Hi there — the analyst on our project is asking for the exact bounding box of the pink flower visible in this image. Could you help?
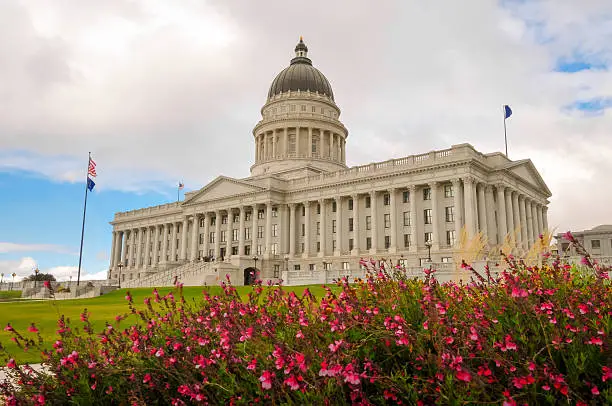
[6,359,16,369]
[125,292,132,302]
[328,340,343,353]
[603,366,612,382]
[591,386,600,395]
[143,373,152,383]
[28,323,39,333]
[247,358,257,371]
[4,323,14,332]
[43,280,51,289]
[283,375,300,390]
[259,370,273,390]
[456,370,472,382]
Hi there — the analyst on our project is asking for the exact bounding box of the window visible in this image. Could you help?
[424,209,433,224]
[302,206,305,216]
[231,246,238,255]
[444,184,454,198]
[312,106,316,112]
[257,226,264,238]
[447,230,456,246]
[233,214,239,223]
[256,209,266,219]
[294,264,301,271]
[317,222,321,235]
[198,250,203,260]
[366,216,371,230]
[332,220,337,233]
[300,242,305,253]
[384,236,391,249]
[209,232,215,243]
[425,232,432,243]
[404,234,411,248]
[332,201,337,212]
[220,231,227,243]
[245,212,252,221]
[281,106,286,113]
[384,214,391,228]
[348,218,354,231]
[257,245,263,255]
[332,240,337,251]
[272,207,278,217]
[222,215,228,224]
[290,105,296,111]
[324,262,332,271]
[403,211,411,226]
[271,243,278,255]
[441,257,452,263]
[403,191,410,203]
[342,262,350,270]
[591,240,601,249]
[245,227,252,240]
[383,193,390,206]
[317,204,321,214]
[317,242,321,252]
[365,196,371,208]
[349,238,354,251]
[321,107,324,113]
[309,264,316,271]
[232,229,239,241]
[199,233,204,244]
[199,218,205,227]
[301,105,306,111]
[348,199,354,210]
[271,224,278,237]
[208,249,214,258]
[245,245,251,255]
[301,223,305,236]
[366,237,372,250]
[211,217,216,226]
[423,188,431,200]
[274,265,280,278]
[445,206,454,222]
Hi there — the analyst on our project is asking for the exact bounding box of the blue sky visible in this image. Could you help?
[1,0,612,280]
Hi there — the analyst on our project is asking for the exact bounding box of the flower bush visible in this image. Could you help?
[1,243,610,404]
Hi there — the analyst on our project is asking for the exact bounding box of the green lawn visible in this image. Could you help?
[0,291,22,301]
[0,285,331,364]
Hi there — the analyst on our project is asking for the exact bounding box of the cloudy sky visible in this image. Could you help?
[1,0,611,281]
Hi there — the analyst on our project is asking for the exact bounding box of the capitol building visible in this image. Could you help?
[109,39,551,287]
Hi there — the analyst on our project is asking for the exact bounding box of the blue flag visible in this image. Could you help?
[87,177,96,191]
[504,105,512,119]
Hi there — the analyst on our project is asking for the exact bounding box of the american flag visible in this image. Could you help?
[88,157,97,178]
[178,182,184,190]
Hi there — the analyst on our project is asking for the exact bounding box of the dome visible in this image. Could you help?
[267,38,334,101]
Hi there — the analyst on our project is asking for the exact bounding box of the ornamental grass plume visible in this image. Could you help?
[0,250,610,405]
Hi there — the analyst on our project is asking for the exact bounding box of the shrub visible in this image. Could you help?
[1,246,610,405]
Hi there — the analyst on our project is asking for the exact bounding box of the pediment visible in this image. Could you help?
[505,160,551,197]
[184,176,266,204]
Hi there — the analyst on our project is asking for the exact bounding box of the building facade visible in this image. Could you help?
[108,39,552,287]
[555,225,612,265]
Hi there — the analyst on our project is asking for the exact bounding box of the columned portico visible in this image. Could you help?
[497,185,507,241]
[463,178,475,238]
[484,185,496,245]
[180,217,189,260]
[452,180,463,246]
[512,192,521,247]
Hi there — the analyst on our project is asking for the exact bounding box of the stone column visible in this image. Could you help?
[532,203,539,243]
[265,203,273,257]
[542,206,548,233]
[170,223,177,262]
[180,217,189,260]
[452,180,463,246]
[152,226,160,266]
[289,204,296,256]
[477,183,488,239]
[295,127,300,156]
[284,128,289,156]
[430,182,439,250]
[519,197,528,250]
[226,209,233,259]
[109,231,117,268]
[272,131,277,158]
[252,205,258,254]
[409,185,417,253]
[496,185,507,242]
[120,231,128,266]
[351,194,360,255]
[202,213,210,257]
[536,204,544,238]
[505,189,514,240]
[319,198,326,257]
[463,178,476,238]
[129,229,137,268]
[308,127,313,157]
[335,196,343,255]
[143,227,152,270]
[114,231,122,268]
[161,224,169,263]
[214,210,221,259]
[370,191,378,253]
[303,201,311,257]
[190,214,199,261]
[525,199,533,248]
[512,192,521,246]
[388,189,397,252]
[238,207,246,256]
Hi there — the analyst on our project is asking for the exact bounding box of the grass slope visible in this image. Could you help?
[0,285,330,364]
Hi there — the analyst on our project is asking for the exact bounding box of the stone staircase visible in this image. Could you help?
[122,261,219,289]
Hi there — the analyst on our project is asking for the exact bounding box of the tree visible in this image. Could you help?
[23,273,56,282]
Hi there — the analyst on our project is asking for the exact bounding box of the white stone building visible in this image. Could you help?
[108,39,551,287]
[555,225,612,266]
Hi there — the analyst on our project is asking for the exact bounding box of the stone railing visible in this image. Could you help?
[121,260,220,289]
[115,201,182,220]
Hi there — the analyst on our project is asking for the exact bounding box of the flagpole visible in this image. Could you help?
[76,152,91,286]
[503,106,508,158]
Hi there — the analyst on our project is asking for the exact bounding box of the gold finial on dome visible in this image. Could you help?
[300,35,303,41]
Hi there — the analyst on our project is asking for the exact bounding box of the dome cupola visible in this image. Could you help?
[268,37,334,101]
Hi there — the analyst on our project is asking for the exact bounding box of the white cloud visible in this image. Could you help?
[0,0,611,233]
[0,242,74,255]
